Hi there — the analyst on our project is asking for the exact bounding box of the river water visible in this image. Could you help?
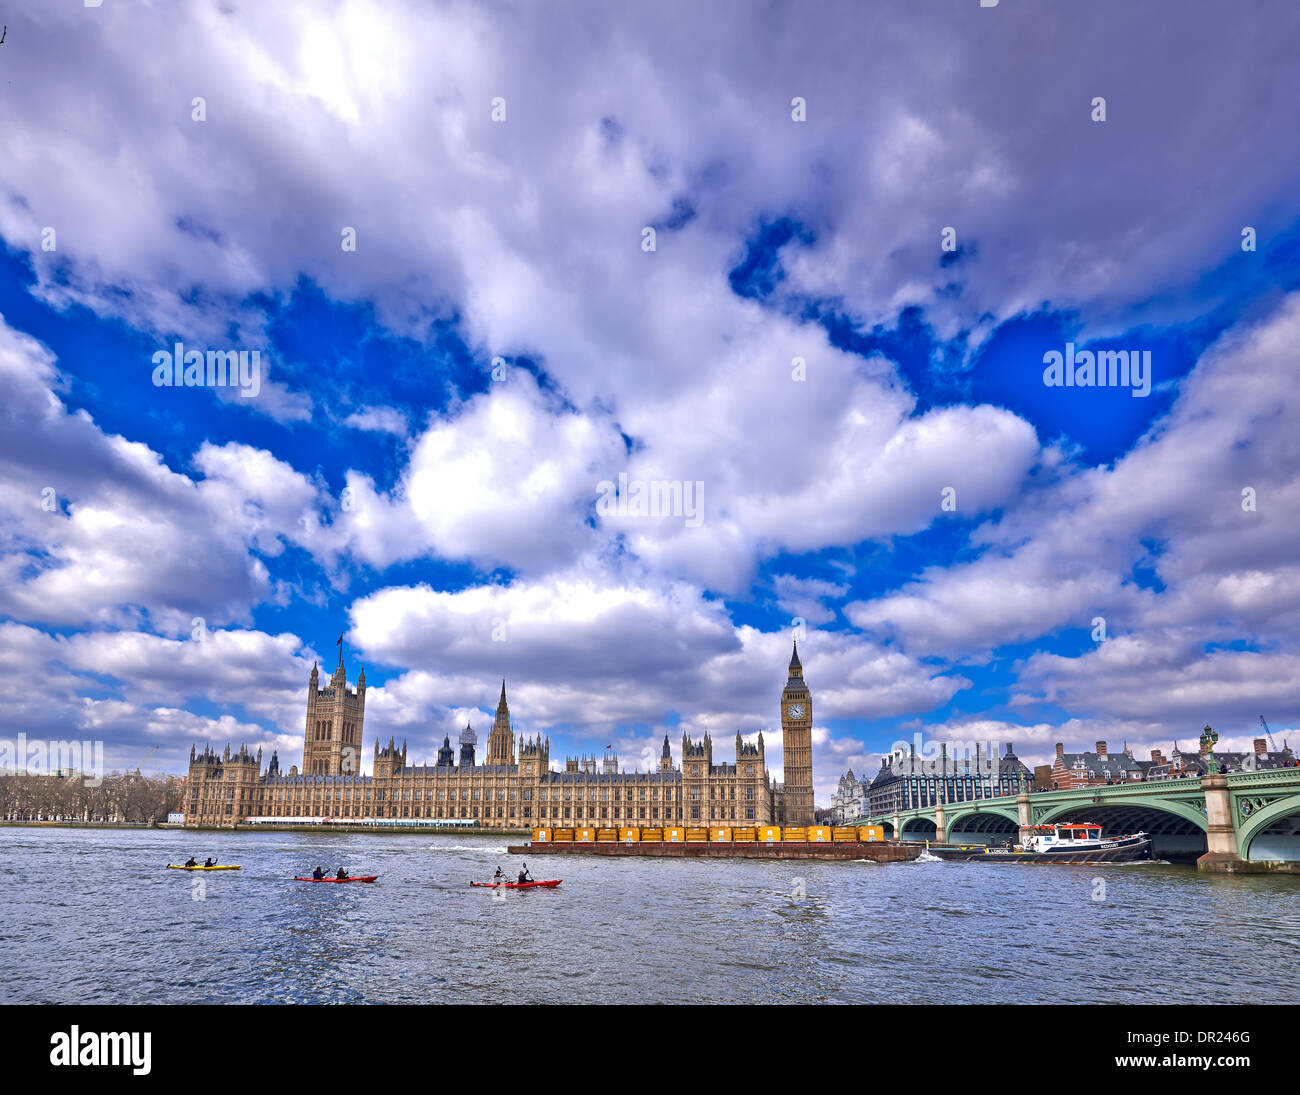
[3,827,1296,1005]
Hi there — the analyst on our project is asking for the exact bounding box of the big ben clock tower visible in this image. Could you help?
[781,640,814,826]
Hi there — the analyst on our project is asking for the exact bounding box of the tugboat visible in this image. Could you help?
[931,822,1151,863]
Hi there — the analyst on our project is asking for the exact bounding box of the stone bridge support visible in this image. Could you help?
[1198,773,1245,872]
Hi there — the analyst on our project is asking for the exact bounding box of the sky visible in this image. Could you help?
[0,0,1298,805]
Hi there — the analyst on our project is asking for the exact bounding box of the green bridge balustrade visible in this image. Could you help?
[869,767,1300,873]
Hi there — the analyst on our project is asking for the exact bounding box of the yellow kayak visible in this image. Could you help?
[167,864,241,870]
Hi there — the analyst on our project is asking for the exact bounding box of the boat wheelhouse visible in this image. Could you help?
[1023,822,1107,853]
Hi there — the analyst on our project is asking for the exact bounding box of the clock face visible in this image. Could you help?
[787,703,805,719]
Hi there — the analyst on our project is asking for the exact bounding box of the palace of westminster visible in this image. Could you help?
[183,643,817,829]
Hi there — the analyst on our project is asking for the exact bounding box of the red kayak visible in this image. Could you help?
[294,876,379,883]
[470,879,561,889]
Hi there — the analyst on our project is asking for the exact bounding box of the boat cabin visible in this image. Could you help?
[1023,822,1105,852]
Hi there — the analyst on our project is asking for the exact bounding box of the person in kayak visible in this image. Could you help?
[204,858,216,867]
[336,868,349,880]
[312,866,324,880]
[492,866,505,885]
[517,864,533,884]
[184,857,198,867]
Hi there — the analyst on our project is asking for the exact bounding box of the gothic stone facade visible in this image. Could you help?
[183,648,812,829]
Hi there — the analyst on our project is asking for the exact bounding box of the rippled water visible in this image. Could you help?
[2,827,1296,1004]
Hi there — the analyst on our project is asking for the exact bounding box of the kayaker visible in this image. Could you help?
[336,867,349,880]
[492,867,505,884]
[204,858,216,867]
[517,864,533,884]
[312,866,324,880]
[184,857,197,867]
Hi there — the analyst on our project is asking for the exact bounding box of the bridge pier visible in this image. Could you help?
[1016,792,1032,845]
[1198,773,1246,873]
[934,800,946,844]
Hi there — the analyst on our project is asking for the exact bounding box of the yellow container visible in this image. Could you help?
[664,827,685,842]
[640,828,663,842]
[685,827,709,842]
[857,824,884,842]
[618,827,640,843]
[575,827,596,842]
[551,828,575,843]
[758,826,782,843]
[596,827,618,842]
[807,825,832,842]
[831,826,859,843]
[782,826,808,842]
[709,827,733,842]
[732,826,757,842]
[532,827,552,843]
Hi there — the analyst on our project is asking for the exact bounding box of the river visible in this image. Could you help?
[2,827,1295,1005]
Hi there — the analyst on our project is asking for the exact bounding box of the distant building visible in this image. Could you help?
[1144,737,1296,780]
[830,769,871,823]
[867,742,1031,817]
[1049,741,1145,789]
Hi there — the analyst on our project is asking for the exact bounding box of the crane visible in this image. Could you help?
[1259,716,1278,753]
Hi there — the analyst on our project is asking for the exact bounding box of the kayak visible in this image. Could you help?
[168,865,241,870]
[470,879,561,889]
[294,876,379,883]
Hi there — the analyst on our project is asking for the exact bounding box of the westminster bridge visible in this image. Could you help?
[869,767,1300,872]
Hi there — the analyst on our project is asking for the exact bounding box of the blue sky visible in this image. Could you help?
[1,1,1298,803]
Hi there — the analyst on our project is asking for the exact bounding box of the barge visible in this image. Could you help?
[508,824,923,862]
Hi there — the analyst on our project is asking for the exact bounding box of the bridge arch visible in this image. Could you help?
[899,815,937,840]
[946,808,1019,843]
[1038,797,1207,861]
[1237,793,1300,861]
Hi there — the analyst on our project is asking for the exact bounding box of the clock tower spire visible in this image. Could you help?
[780,640,814,825]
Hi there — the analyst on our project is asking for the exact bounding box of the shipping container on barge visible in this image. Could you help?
[507,824,923,862]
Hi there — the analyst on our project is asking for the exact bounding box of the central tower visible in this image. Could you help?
[780,640,814,825]
[487,680,516,766]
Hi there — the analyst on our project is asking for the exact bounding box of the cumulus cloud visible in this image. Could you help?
[848,293,1300,658]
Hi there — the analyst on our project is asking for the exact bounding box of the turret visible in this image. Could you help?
[459,722,477,768]
[437,735,456,768]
